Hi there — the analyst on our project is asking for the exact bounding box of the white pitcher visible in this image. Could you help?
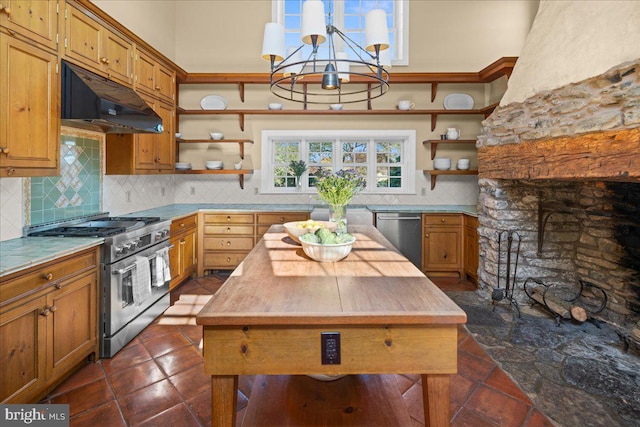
[446,128,460,140]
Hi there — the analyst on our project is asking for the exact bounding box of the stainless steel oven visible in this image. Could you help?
[28,213,172,358]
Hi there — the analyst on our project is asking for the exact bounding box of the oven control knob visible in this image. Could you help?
[115,246,125,255]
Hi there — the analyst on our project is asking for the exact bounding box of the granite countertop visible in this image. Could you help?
[0,204,477,277]
[0,237,103,278]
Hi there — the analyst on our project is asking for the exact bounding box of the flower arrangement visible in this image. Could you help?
[315,169,366,206]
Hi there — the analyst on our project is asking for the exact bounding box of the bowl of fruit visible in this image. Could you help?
[283,220,337,244]
[299,228,355,262]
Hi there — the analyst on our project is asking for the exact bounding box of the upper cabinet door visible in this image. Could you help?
[64,3,102,72]
[0,33,59,177]
[102,28,133,86]
[0,0,59,51]
[134,48,156,96]
[155,63,175,104]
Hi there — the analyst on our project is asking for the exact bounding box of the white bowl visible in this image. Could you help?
[283,221,337,244]
[300,237,355,262]
[433,157,452,170]
[175,132,182,138]
[205,160,223,169]
[210,132,224,140]
[268,103,283,110]
[329,104,343,110]
[175,162,191,170]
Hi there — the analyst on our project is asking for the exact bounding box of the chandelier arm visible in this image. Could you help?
[332,27,378,62]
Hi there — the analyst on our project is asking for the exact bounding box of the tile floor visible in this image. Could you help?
[42,274,555,426]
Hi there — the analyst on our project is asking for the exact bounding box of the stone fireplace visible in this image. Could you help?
[476,55,640,339]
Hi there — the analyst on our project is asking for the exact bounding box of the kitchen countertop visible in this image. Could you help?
[0,204,476,277]
[0,237,104,278]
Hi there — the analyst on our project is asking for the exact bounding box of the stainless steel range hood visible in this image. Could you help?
[61,60,163,134]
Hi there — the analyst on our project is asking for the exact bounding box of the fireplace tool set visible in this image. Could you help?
[492,230,522,317]
[524,277,608,326]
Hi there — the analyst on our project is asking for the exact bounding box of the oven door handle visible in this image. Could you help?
[113,244,174,275]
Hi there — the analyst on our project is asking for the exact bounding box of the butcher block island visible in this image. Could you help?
[196,225,467,426]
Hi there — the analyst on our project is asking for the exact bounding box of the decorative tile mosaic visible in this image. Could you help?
[30,135,102,225]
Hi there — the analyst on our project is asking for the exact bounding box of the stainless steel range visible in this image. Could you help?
[28,213,172,357]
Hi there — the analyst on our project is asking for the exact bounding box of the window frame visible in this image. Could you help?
[272,0,409,66]
[261,129,416,194]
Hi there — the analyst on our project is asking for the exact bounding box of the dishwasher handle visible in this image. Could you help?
[376,215,421,221]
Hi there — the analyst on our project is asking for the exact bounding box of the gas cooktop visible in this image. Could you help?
[27,215,162,238]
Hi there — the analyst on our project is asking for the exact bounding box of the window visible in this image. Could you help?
[261,130,416,194]
[273,0,409,66]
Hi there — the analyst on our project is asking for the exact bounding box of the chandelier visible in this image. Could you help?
[261,0,391,105]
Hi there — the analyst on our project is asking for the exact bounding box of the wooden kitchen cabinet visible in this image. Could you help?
[0,247,99,403]
[422,213,463,277]
[105,94,175,174]
[135,47,175,104]
[199,212,255,274]
[169,214,197,290]
[463,214,479,283]
[0,33,59,177]
[0,0,59,52]
[63,3,133,87]
[256,212,309,240]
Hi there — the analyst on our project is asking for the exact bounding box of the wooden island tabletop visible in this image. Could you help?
[196,225,467,326]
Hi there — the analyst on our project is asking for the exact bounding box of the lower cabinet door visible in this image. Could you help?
[0,295,48,403]
[49,271,98,379]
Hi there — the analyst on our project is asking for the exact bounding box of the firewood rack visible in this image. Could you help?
[524,278,607,326]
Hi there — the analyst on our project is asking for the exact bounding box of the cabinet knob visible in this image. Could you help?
[40,308,50,317]
[100,57,110,65]
[424,233,429,238]
[440,218,445,223]
[42,273,53,281]
[226,241,231,247]
[49,305,57,312]
[0,146,10,154]
[227,227,231,232]
[179,222,185,227]
[226,257,231,262]
[279,217,285,222]
[0,6,11,15]
[155,86,161,90]
[226,216,231,221]
[7,168,15,176]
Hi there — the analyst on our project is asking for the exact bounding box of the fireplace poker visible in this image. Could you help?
[492,230,522,316]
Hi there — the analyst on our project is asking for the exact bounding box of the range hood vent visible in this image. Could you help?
[61,60,163,134]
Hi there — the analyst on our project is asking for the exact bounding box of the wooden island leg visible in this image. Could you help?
[422,374,451,427]
[211,375,238,427]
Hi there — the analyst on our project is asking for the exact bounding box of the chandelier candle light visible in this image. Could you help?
[315,169,366,234]
[261,0,391,105]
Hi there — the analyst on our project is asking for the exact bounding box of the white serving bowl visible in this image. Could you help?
[210,132,224,140]
[283,220,337,244]
[300,236,355,262]
[329,104,343,110]
[175,132,182,138]
[175,162,191,170]
[205,160,223,169]
[268,103,283,110]
[433,157,452,170]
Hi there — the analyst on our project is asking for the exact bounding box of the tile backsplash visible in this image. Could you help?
[30,135,102,225]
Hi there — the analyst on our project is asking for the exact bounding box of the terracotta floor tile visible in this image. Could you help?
[457,350,497,383]
[484,366,531,403]
[395,373,417,394]
[155,344,203,377]
[186,389,212,426]
[524,408,556,427]
[101,342,152,375]
[459,334,495,362]
[69,401,125,427]
[135,402,201,427]
[451,407,497,427]
[401,382,426,423]
[50,361,105,396]
[465,384,532,426]
[142,330,191,358]
[136,321,175,342]
[450,373,478,413]
[109,359,166,398]
[176,324,203,345]
[51,378,115,418]
[168,363,209,401]
[118,379,182,425]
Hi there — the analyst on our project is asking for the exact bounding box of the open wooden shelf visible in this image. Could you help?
[173,169,254,189]
[423,169,478,190]
[177,105,497,131]
[176,138,253,159]
[424,139,478,160]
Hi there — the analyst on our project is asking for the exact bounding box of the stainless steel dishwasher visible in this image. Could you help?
[374,212,422,269]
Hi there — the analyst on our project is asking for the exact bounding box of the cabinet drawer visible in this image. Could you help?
[203,224,254,236]
[464,214,479,228]
[203,252,249,269]
[171,214,197,234]
[0,250,98,306]
[204,237,254,251]
[256,212,309,225]
[203,214,254,224]
[423,214,462,226]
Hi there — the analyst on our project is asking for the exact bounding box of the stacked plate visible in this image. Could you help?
[205,160,223,170]
[175,162,191,170]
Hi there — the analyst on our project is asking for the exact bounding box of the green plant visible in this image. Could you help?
[289,160,307,178]
[315,169,366,206]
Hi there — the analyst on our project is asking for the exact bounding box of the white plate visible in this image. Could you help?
[444,93,474,110]
[200,95,228,110]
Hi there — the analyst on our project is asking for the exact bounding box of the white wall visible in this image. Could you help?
[502,0,640,105]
